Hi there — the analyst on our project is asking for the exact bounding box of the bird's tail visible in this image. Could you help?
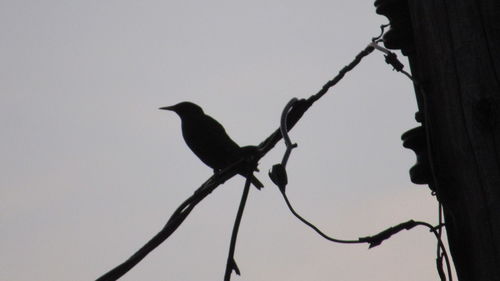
[238,146,263,189]
[249,174,264,189]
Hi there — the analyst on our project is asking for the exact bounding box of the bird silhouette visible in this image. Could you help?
[160,101,263,189]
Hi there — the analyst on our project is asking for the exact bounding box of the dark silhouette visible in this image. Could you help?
[160,101,263,189]
[98,45,420,281]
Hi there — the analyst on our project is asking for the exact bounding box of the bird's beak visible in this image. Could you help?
[159,105,175,111]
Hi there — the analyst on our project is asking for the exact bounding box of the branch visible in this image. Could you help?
[279,189,452,281]
[280,188,361,244]
[414,221,453,281]
[95,160,251,281]
[258,44,375,155]
[269,98,299,191]
[224,175,252,281]
[279,98,299,167]
[96,42,377,281]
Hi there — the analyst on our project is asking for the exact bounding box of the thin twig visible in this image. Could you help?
[224,175,252,281]
[415,221,453,281]
[280,98,299,167]
[309,44,375,103]
[371,23,390,42]
[268,98,300,190]
[281,189,452,281]
[280,186,418,245]
[436,203,445,281]
[280,189,361,244]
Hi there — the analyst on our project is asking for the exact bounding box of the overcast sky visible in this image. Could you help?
[1,1,451,281]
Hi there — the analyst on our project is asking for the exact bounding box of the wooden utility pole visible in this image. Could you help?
[376,0,500,280]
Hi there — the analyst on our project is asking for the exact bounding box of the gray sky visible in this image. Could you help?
[1,1,449,280]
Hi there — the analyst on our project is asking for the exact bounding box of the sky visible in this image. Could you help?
[1,1,452,281]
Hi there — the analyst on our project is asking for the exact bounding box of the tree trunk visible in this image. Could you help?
[403,1,500,280]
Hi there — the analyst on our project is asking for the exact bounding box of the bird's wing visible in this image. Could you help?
[182,114,241,169]
[201,114,241,154]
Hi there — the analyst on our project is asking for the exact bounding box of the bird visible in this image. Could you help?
[160,101,263,189]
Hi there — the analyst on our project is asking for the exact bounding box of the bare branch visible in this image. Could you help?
[224,174,252,281]
[96,42,383,281]
[95,160,251,281]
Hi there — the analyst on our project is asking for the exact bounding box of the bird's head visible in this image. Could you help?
[160,101,204,117]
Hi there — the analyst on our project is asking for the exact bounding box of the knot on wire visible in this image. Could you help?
[269,164,288,192]
[358,220,418,248]
[384,52,404,72]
